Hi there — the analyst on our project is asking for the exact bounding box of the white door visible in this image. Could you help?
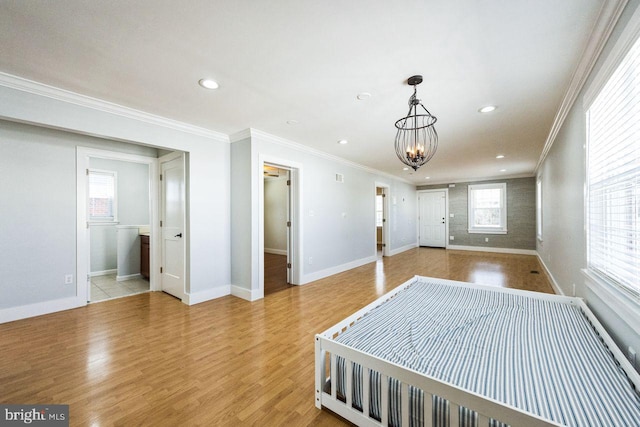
[419,191,446,247]
[161,154,185,300]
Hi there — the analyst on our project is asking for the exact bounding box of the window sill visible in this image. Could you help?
[581,268,640,332]
[88,221,120,226]
[468,229,507,235]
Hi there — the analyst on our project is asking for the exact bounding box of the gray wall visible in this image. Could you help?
[537,0,640,371]
[264,177,288,253]
[418,177,536,250]
[89,158,150,273]
[0,120,157,309]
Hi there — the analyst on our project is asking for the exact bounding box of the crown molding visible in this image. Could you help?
[233,128,415,186]
[535,0,628,172]
[0,72,229,143]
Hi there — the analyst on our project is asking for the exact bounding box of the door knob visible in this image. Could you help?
[175,233,182,238]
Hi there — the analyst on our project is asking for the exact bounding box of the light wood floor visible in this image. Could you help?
[264,253,291,295]
[0,248,553,426]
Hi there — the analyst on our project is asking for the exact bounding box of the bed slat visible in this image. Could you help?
[346,357,353,408]
[424,392,433,427]
[363,367,370,418]
[381,374,389,426]
[478,414,490,427]
[330,353,337,400]
[450,402,459,427]
[401,382,409,427]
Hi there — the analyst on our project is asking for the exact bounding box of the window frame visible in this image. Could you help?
[584,29,640,301]
[467,182,507,234]
[536,176,543,241]
[88,168,118,224]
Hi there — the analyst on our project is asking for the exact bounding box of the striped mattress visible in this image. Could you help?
[333,277,640,426]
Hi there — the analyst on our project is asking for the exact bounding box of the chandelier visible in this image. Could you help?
[394,75,438,171]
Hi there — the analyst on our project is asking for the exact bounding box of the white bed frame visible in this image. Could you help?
[315,276,640,427]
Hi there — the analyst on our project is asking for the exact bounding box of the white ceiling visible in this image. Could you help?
[0,0,605,184]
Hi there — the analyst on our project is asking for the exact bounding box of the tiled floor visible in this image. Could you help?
[90,273,150,302]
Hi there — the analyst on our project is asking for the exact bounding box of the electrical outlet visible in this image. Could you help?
[449,213,454,218]
[629,347,637,367]
[449,236,454,241]
[308,257,313,265]
[64,274,73,285]
[484,237,489,242]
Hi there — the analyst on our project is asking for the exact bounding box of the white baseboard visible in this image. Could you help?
[264,248,287,256]
[536,253,564,295]
[184,285,231,305]
[231,285,263,301]
[301,255,377,284]
[0,296,86,324]
[116,273,142,282]
[447,245,537,256]
[90,269,116,277]
[389,243,418,256]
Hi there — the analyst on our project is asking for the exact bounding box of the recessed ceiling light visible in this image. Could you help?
[338,139,348,145]
[496,154,505,159]
[198,78,219,89]
[286,119,299,125]
[479,105,496,113]
[425,177,430,180]
[403,167,409,171]
[357,92,371,100]
[500,169,507,172]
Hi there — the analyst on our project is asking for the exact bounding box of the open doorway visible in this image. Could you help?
[77,147,158,304]
[375,184,390,258]
[263,164,292,295]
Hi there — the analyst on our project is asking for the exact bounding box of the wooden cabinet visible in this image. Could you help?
[140,234,150,279]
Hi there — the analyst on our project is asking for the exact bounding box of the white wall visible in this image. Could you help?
[229,130,417,297]
[537,0,640,370]
[0,121,157,309]
[0,77,231,320]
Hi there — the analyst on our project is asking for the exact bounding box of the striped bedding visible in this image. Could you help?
[333,278,640,426]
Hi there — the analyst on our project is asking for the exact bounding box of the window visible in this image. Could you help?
[536,177,543,241]
[586,33,640,300]
[468,183,507,234]
[375,195,384,227]
[88,169,117,222]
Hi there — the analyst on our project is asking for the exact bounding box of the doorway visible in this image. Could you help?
[77,147,159,303]
[418,189,448,248]
[263,164,292,295]
[375,183,390,257]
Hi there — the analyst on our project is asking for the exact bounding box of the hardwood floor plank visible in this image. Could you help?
[0,248,552,426]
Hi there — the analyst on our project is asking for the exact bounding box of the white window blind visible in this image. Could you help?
[89,170,117,221]
[586,34,640,299]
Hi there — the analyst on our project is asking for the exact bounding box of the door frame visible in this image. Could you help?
[258,155,302,298]
[417,188,449,249]
[76,147,159,303]
[374,183,391,257]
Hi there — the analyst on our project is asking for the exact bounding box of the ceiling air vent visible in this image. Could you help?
[335,173,344,183]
